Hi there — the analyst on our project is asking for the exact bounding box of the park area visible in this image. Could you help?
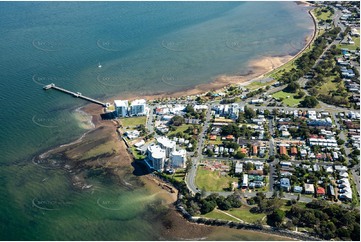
[120,116,146,129]
[272,90,304,107]
[195,160,238,192]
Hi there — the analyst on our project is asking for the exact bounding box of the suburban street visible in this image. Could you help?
[185,103,212,194]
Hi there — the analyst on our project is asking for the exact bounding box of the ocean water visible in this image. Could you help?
[0,1,313,240]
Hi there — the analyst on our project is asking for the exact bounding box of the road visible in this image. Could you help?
[146,105,155,134]
[185,103,212,195]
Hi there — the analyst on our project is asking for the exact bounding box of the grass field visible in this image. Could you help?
[163,169,186,182]
[167,124,194,136]
[314,8,333,21]
[337,37,360,51]
[207,136,223,145]
[203,209,240,222]
[245,80,275,91]
[227,207,266,224]
[173,169,186,182]
[120,116,146,128]
[272,91,303,107]
[350,176,360,207]
[195,167,238,192]
[317,76,339,95]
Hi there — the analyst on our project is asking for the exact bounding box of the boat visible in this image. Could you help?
[98,62,102,68]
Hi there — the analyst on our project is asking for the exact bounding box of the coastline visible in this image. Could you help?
[35,5,318,241]
[83,6,316,109]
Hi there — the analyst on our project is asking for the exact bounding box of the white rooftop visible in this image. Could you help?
[131,99,146,106]
[114,100,128,107]
[157,136,176,149]
[171,149,186,156]
[148,144,165,159]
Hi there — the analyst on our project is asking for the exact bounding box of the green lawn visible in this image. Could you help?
[120,116,146,128]
[245,80,275,91]
[350,176,360,207]
[337,37,360,51]
[195,167,238,192]
[130,146,146,160]
[203,209,240,222]
[272,91,304,107]
[313,8,333,21]
[227,207,266,224]
[317,76,339,95]
[167,124,193,136]
[173,169,186,182]
[207,136,223,145]
[267,60,297,80]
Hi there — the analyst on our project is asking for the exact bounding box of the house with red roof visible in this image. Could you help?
[252,145,258,155]
[226,135,234,140]
[290,147,298,156]
[316,187,326,196]
[279,146,287,155]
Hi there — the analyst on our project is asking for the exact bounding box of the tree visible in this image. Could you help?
[285,81,300,93]
[267,209,285,227]
[244,106,256,119]
[337,139,345,145]
[226,194,242,208]
[235,151,246,159]
[300,96,319,108]
[185,104,195,114]
[200,200,216,214]
[170,115,185,126]
[297,90,305,98]
[244,162,254,171]
[217,199,232,210]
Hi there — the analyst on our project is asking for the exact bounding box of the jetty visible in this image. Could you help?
[43,83,107,107]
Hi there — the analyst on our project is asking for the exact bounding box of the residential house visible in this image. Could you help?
[280,178,291,192]
[290,147,298,156]
[316,187,326,197]
[293,186,303,193]
[304,183,315,194]
[235,162,243,174]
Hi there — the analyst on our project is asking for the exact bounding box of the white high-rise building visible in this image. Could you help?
[157,136,176,158]
[147,144,166,171]
[170,149,187,168]
[114,100,128,117]
[130,99,147,116]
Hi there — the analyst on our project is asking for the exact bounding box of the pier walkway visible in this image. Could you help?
[43,83,107,107]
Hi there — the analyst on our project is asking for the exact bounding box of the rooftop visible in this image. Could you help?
[114,100,129,107]
[131,99,146,106]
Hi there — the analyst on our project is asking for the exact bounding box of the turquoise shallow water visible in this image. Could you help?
[0,1,313,240]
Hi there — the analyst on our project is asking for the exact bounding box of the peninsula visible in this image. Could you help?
[37,1,360,241]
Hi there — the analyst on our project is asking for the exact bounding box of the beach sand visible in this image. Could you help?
[82,53,295,117]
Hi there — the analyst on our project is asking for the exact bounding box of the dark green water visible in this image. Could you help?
[0,1,313,240]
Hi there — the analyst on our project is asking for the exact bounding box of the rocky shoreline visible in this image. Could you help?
[175,202,321,241]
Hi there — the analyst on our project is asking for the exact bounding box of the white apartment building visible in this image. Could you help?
[130,99,147,116]
[170,149,187,168]
[147,144,166,171]
[114,100,129,117]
